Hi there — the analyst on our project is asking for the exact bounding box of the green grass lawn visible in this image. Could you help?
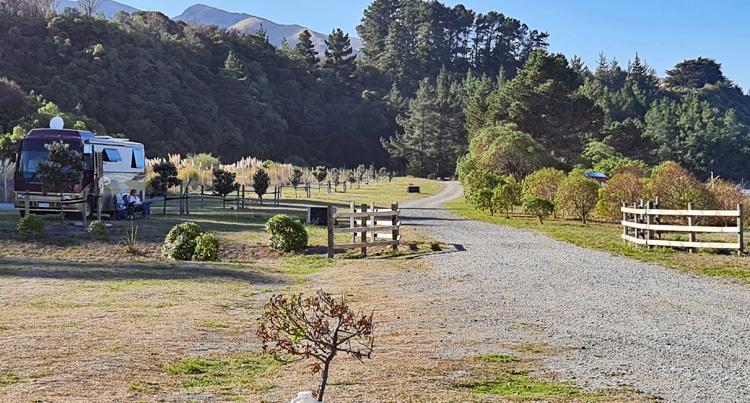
[446,196,750,282]
[278,177,444,208]
[0,177,444,263]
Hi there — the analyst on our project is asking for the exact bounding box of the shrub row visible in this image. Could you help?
[462,160,748,224]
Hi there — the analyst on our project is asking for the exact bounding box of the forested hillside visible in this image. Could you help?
[0,8,391,166]
[2,0,750,181]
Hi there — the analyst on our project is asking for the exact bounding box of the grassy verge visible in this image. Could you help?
[446,196,750,282]
[281,177,444,207]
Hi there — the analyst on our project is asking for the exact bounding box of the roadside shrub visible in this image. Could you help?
[192,232,220,262]
[555,171,600,224]
[163,222,204,261]
[646,161,711,209]
[706,179,749,225]
[522,196,554,224]
[87,220,108,241]
[522,167,565,217]
[492,179,521,218]
[595,171,646,222]
[266,214,308,252]
[473,187,496,215]
[17,214,44,239]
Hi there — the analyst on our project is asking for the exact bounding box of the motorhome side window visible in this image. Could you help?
[131,149,144,169]
[102,148,122,162]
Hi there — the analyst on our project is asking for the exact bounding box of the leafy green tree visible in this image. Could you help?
[324,28,356,78]
[294,30,320,70]
[521,167,566,216]
[468,124,550,180]
[555,171,600,224]
[37,141,84,222]
[522,196,554,224]
[646,161,712,209]
[253,168,271,205]
[474,187,496,215]
[213,168,239,208]
[595,171,645,221]
[492,179,521,218]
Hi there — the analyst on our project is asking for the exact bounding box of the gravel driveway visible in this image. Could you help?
[400,181,750,402]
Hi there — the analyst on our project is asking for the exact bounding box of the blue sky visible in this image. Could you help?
[124,0,750,91]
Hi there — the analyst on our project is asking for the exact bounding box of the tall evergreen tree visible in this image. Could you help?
[294,30,320,69]
[666,57,725,88]
[383,71,466,177]
[324,28,356,78]
[382,78,439,176]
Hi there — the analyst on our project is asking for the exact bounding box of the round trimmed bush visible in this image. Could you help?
[163,222,204,261]
[17,214,44,239]
[266,214,308,252]
[87,220,108,241]
[192,232,220,262]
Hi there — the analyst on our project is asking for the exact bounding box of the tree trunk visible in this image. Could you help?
[59,193,65,223]
[317,358,334,402]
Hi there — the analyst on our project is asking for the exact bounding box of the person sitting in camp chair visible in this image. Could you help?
[126,189,151,219]
[114,193,130,220]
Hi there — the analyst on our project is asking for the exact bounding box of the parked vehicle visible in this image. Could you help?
[14,119,145,217]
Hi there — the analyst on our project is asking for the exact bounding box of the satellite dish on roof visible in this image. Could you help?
[50,116,65,130]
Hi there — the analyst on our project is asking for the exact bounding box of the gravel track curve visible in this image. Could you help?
[400,181,750,402]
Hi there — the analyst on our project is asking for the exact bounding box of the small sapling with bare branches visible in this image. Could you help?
[257,290,374,402]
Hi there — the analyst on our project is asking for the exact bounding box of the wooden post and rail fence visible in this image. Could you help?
[621,200,744,254]
[326,202,400,258]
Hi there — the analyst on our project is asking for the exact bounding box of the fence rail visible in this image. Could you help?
[621,201,744,254]
[327,202,400,258]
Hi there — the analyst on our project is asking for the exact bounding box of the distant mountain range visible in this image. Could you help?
[56,1,361,54]
[56,0,138,18]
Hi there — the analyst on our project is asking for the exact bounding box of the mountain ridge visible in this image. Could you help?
[174,4,361,54]
[54,2,360,55]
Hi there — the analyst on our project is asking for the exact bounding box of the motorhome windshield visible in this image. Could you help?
[16,139,86,182]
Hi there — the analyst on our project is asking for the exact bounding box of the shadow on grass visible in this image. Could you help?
[0,258,283,284]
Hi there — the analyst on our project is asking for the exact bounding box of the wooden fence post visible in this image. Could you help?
[360,203,368,257]
[687,202,696,254]
[24,192,30,217]
[622,202,627,240]
[349,202,356,244]
[185,187,190,216]
[371,201,377,241]
[327,205,335,258]
[391,202,399,252]
[179,184,185,216]
[236,187,240,210]
[200,185,204,210]
[241,185,245,209]
[738,203,744,256]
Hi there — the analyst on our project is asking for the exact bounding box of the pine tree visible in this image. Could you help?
[324,28,356,78]
[462,72,494,136]
[432,68,467,176]
[294,30,320,69]
[382,78,439,176]
[223,51,244,78]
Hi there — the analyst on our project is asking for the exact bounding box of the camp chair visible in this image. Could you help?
[114,194,130,220]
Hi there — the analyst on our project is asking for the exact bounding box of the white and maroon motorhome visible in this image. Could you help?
[14,121,145,216]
